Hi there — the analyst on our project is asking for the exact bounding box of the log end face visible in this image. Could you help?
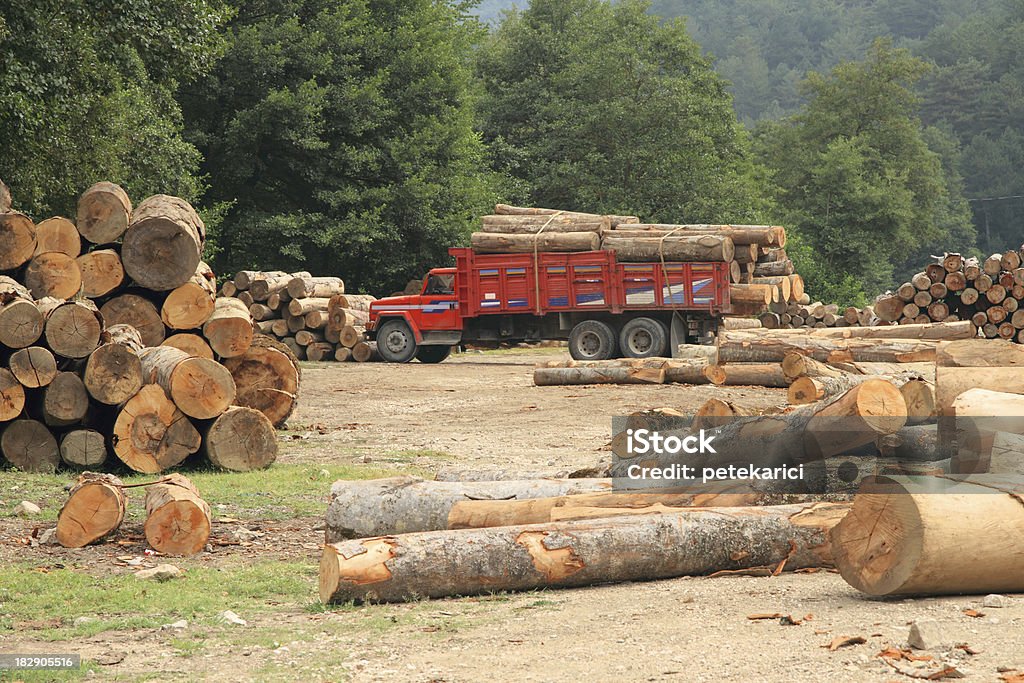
[56,484,125,548]
[320,538,397,603]
[144,500,211,555]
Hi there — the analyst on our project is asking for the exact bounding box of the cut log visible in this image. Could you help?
[100,294,164,347]
[753,260,795,277]
[236,291,254,307]
[83,325,144,405]
[752,276,791,301]
[8,346,57,388]
[162,333,214,360]
[692,398,761,429]
[112,384,202,473]
[161,261,216,329]
[201,406,277,471]
[234,270,287,290]
[55,473,126,547]
[351,341,379,363]
[873,295,904,323]
[335,346,352,362]
[0,368,26,422]
[494,205,638,227]
[601,235,734,262]
[122,195,205,290]
[144,473,211,556]
[534,366,665,386]
[248,303,274,322]
[473,231,600,254]
[722,317,762,331]
[60,429,108,468]
[718,332,937,364]
[320,502,844,603]
[703,364,787,387]
[305,342,334,361]
[615,223,783,247]
[900,379,937,424]
[479,214,608,233]
[286,275,344,299]
[304,311,328,329]
[221,335,300,428]
[140,346,235,419]
[248,271,309,301]
[325,476,615,540]
[220,281,238,298]
[288,297,331,317]
[788,275,805,302]
[41,371,89,427]
[1,419,59,472]
[41,298,102,358]
[0,211,37,271]
[203,297,254,358]
[781,352,851,383]
[34,217,81,258]
[832,475,1024,596]
[76,248,124,297]
[339,325,363,348]
[334,294,376,312]
[944,271,966,292]
[729,284,773,305]
[0,276,42,349]
[76,182,131,244]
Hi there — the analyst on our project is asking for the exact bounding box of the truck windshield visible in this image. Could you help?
[424,274,454,295]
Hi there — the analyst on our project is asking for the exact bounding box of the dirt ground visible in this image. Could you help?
[3,350,1024,682]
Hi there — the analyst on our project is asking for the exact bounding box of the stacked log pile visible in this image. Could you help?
[0,180,289,474]
[221,270,377,362]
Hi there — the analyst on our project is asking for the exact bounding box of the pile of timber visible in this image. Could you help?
[0,180,291,474]
[470,204,802,314]
[222,270,378,362]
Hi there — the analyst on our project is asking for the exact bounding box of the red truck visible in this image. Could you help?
[365,247,732,363]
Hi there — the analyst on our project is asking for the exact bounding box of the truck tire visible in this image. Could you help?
[619,317,668,358]
[416,345,452,364]
[569,320,618,361]
[376,319,418,363]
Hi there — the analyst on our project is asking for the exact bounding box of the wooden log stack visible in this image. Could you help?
[220,269,376,362]
[0,180,283,474]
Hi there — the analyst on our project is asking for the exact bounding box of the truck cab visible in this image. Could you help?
[366,268,463,363]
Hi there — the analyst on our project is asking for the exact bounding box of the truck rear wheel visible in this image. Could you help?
[569,320,618,361]
[376,319,418,363]
[619,317,668,358]
[416,345,452,364]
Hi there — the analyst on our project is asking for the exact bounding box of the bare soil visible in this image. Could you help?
[3,351,1023,682]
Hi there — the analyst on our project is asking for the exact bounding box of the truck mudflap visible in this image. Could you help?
[670,313,687,358]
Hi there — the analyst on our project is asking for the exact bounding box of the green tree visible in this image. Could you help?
[0,0,228,219]
[182,0,499,294]
[476,0,773,223]
[756,39,972,305]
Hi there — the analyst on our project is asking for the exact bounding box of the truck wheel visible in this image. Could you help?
[376,319,418,363]
[569,320,618,360]
[619,317,668,358]
[416,345,452,364]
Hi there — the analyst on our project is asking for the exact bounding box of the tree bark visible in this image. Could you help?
[122,194,205,290]
[144,473,211,556]
[8,346,57,388]
[76,182,131,244]
[1,419,59,472]
[221,335,301,428]
[201,406,278,471]
[161,261,216,329]
[203,296,254,358]
[60,429,108,468]
[832,475,1024,596]
[34,217,81,258]
[41,298,103,358]
[112,384,201,473]
[56,473,126,547]
[601,235,734,262]
[140,346,235,420]
[320,502,844,604]
[472,231,600,254]
[100,294,165,347]
[162,333,214,360]
[76,248,124,297]
[287,275,344,300]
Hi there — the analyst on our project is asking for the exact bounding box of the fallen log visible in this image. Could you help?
[324,476,615,540]
[832,475,1024,596]
[320,502,846,603]
[55,473,126,548]
[144,473,211,556]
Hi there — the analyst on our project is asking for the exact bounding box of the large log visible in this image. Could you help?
[479,214,609,233]
[601,235,734,262]
[752,276,791,301]
[325,476,615,540]
[718,331,937,364]
[533,366,665,386]
[24,252,82,300]
[729,284,773,305]
[702,364,787,387]
[144,473,211,556]
[1,419,59,472]
[40,298,102,359]
[494,204,638,227]
[472,231,600,254]
[320,502,845,603]
[161,261,216,330]
[34,217,81,258]
[614,224,783,247]
[286,275,344,300]
[162,333,214,360]
[55,473,126,547]
[122,195,205,290]
[233,270,287,290]
[692,398,763,429]
[60,429,108,468]
[288,297,331,317]
[100,294,164,347]
[8,346,58,388]
[76,182,131,244]
[753,260,795,277]
[334,294,376,312]
[0,211,37,271]
[248,271,310,301]
[221,335,300,427]
[84,324,144,405]
[0,276,42,348]
[201,406,278,471]
[203,297,254,358]
[729,321,975,341]
[112,384,201,473]
[41,371,89,427]
[0,368,26,422]
[781,352,851,383]
[832,475,1024,596]
[76,248,124,297]
[140,346,235,419]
